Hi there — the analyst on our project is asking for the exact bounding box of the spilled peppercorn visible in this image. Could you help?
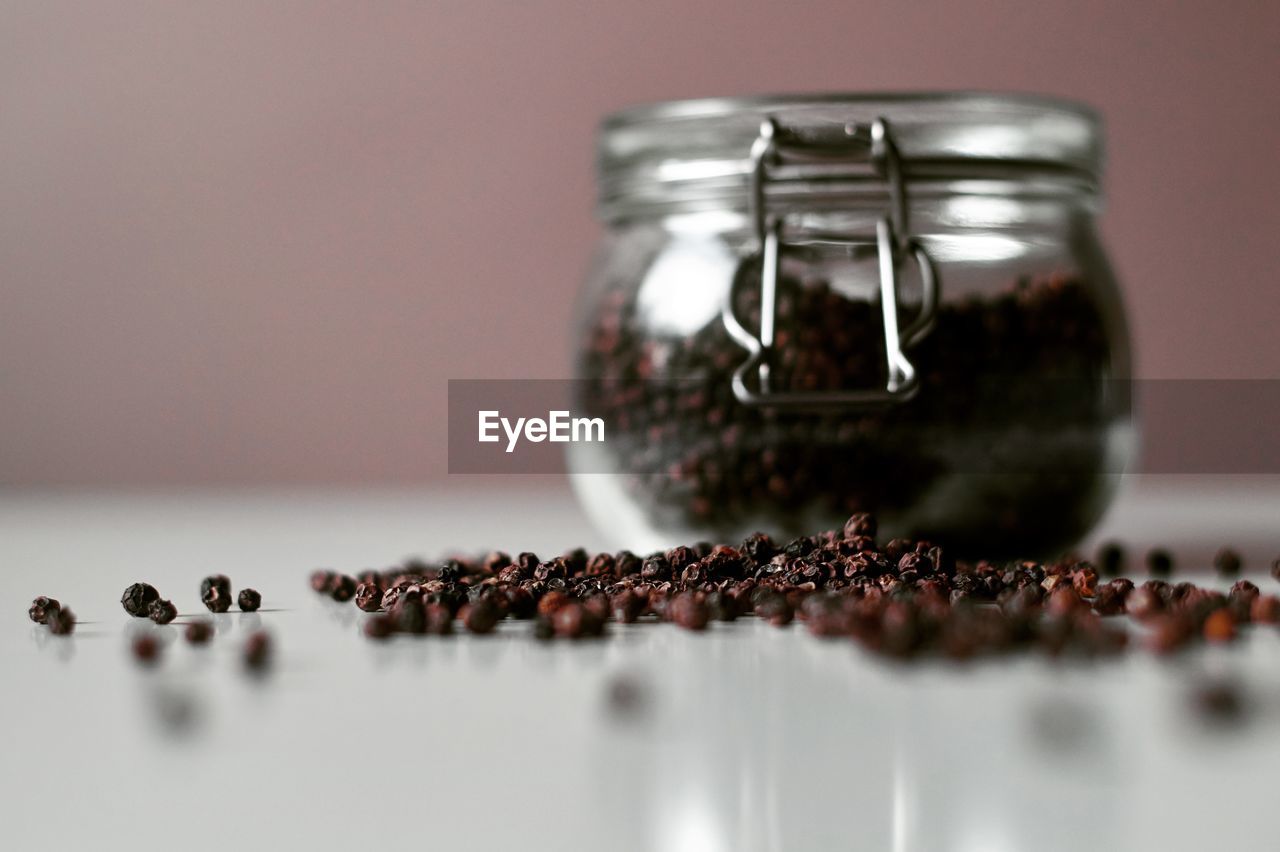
[306,513,1275,664]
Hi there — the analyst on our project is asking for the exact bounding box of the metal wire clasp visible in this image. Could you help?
[723,116,939,407]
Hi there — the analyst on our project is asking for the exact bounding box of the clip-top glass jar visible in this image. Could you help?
[570,93,1133,557]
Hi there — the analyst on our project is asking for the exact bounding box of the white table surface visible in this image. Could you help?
[3,476,1280,851]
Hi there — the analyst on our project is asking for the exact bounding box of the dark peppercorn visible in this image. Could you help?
[295,516,1268,667]
[121,582,160,617]
[1046,587,1084,616]
[28,596,60,625]
[1097,542,1124,577]
[329,575,357,603]
[200,574,231,599]
[640,554,671,582]
[463,599,501,635]
[843,512,877,540]
[1145,549,1173,578]
[353,583,382,612]
[1229,580,1259,601]
[243,631,271,671]
[310,570,336,593]
[148,599,177,625]
[668,593,711,631]
[611,589,646,623]
[202,585,231,613]
[755,593,794,627]
[552,603,605,639]
[237,588,262,612]
[705,591,740,622]
[1213,548,1242,577]
[425,604,454,636]
[132,634,161,664]
[363,615,395,640]
[391,597,426,634]
[537,590,571,618]
[185,620,213,644]
[48,607,76,635]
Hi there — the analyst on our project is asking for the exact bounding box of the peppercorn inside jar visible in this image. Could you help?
[570,93,1133,557]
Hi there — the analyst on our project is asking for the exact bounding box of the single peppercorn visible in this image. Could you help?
[1145,549,1173,578]
[309,570,336,593]
[363,615,395,640]
[148,599,177,625]
[1213,548,1242,577]
[201,585,231,613]
[353,583,381,612]
[237,588,262,612]
[200,574,231,600]
[243,631,271,671]
[28,596,60,625]
[391,597,426,634]
[610,589,645,623]
[463,599,501,635]
[329,574,357,603]
[843,513,877,540]
[48,607,76,635]
[552,602,605,639]
[668,593,710,631]
[755,592,794,626]
[1097,542,1124,577]
[121,582,160,617]
[185,620,213,644]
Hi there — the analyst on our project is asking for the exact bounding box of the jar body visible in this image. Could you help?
[570,193,1132,557]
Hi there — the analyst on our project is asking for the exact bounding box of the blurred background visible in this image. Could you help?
[2,0,1277,486]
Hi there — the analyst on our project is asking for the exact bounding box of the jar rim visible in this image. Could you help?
[603,90,1101,129]
[598,91,1103,221]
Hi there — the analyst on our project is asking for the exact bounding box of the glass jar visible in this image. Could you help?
[569,93,1133,557]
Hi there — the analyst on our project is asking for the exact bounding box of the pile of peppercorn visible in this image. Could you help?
[310,513,1280,660]
[578,271,1120,555]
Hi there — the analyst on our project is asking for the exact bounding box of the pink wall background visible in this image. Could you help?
[2,1,1278,485]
